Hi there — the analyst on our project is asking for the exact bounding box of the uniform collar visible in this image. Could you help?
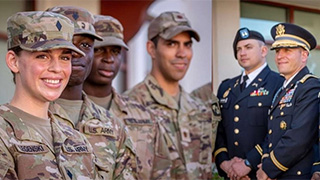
[241,62,267,85]
[144,74,180,110]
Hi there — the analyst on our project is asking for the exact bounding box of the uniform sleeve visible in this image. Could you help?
[113,125,137,180]
[0,138,18,180]
[262,80,320,178]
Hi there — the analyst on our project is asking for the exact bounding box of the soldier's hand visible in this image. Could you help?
[231,158,251,179]
[312,172,320,180]
[256,163,269,180]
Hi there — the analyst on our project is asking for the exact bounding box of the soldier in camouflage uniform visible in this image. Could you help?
[83,15,171,179]
[46,6,137,180]
[0,11,98,179]
[124,11,217,179]
[191,83,221,154]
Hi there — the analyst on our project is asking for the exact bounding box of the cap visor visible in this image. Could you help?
[160,26,200,42]
[94,36,128,50]
[74,30,103,41]
[271,39,309,51]
[20,39,85,56]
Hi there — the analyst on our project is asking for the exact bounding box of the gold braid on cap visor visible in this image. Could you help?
[271,34,311,52]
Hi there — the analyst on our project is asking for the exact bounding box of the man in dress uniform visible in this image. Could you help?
[214,27,284,179]
[124,11,216,179]
[46,6,137,180]
[83,15,171,179]
[256,23,320,179]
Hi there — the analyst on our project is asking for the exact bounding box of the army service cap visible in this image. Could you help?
[46,6,103,41]
[233,27,265,59]
[148,11,200,42]
[93,15,128,50]
[270,23,316,52]
[7,11,85,56]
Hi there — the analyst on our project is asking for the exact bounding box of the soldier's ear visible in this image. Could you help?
[261,45,268,58]
[6,50,19,73]
[146,40,156,59]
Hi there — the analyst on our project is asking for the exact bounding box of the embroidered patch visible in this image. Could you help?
[15,144,48,154]
[124,118,153,126]
[63,144,90,153]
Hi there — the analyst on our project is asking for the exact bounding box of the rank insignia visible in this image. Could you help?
[280,88,295,104]
[276,24,285,36]
[252,83,258,87]
[181,127,191,142]
[250,87,269,96]
[223,88,231,98]
[240,28,249,38]
[280,120,287,130]
[234,79,239,88]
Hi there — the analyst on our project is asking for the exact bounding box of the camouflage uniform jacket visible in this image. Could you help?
[124,74,214,180]
[0,104,98,180]
[109,88,171,180]
[50,92,137,180]
[191,82,221,148]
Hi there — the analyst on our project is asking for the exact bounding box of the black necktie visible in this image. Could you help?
[240,75,248,92]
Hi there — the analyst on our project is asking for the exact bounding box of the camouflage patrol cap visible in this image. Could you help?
[7,11,85,56]
[93,15,128,50]
[46,6,103,41]
[148,11,200,42]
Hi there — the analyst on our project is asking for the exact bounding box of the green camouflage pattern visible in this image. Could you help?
[191,82,221,147]
[46,6,102,40]
[0,104,98,180]
[93,15,128,49]
[124,74,215,180]
[6,11,84,56]
[104,88,171,179]
[50,92,137,180]
[148,11,200,41]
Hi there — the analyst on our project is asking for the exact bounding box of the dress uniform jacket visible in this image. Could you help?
[124,74,216,180]
[50,92,137,180]
[108,88,171,180]
[262,67,320,179]
[215,66,283,178]
[0,104,98,180]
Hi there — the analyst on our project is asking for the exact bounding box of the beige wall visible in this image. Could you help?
[212,0,241,94]
[36,0,100,14]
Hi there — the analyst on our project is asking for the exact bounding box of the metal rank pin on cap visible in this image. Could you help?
[7,11,85,56]
[240,28,249,38]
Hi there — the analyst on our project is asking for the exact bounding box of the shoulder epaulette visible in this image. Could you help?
[299,74,318,84]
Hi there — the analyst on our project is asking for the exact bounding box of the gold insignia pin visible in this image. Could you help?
[223,88,231,98]
[276,24,285,36]
[280,120,287,130]
[280,104,286,110]
[234,79,239,88]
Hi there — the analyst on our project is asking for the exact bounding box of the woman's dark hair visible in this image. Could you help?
[151,35,160,48]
